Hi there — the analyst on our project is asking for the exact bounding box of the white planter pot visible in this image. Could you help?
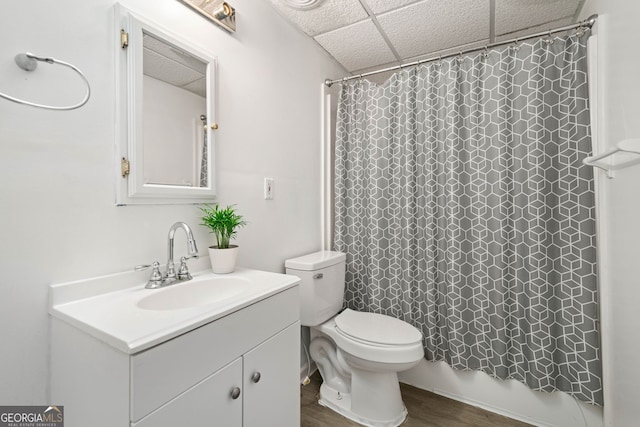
[208,245,239,274]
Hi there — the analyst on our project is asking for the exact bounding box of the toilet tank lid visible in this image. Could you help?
[285,251,346,271]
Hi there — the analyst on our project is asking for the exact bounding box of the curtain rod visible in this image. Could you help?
[324,14,598,87]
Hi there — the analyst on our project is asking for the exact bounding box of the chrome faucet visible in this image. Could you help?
[165,222,199,284]
[135,222,199,289]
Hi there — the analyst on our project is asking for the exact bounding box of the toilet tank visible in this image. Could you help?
[285,251,346,327]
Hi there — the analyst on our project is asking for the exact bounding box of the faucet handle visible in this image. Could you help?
[177,256,194,281]
[135,263,152,271]
[136,261,164,289]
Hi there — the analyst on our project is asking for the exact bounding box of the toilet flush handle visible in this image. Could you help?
[313,273,324,279]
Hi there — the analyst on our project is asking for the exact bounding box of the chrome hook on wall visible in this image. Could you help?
[0,52,91,111]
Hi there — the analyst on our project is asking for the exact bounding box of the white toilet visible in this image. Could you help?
[285,251,424,427]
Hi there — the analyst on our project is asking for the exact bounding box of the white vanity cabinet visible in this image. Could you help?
[132,323,299,427]
[51,284,300,427]
[132,358,243,427]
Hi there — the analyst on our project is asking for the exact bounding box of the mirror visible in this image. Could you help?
[142,32,208,188]
[115,5,217,205]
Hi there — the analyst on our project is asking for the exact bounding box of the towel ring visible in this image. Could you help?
[0,52,91,111]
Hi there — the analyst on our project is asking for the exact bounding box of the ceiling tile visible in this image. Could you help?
[494,16,575,41]
[268,0,368,36]
[495,0,580,36]
[143,49,204,88]
[144,34,206,73]
[352,60,399,75]
[363,0,423,15]
[401,39,490,63]
[315,20,398,72]
[377,0,490,60]
[183,78,207,98]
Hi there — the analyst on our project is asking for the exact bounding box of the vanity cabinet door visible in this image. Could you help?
[243,322,300,427]
[132,358,242,427]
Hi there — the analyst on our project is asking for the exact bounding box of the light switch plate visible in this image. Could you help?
[264,178,274,200]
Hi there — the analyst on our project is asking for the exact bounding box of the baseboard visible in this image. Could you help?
[426,387,552,427]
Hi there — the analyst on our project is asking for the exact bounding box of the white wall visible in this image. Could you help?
[0,0,344,404]
[579,1,640,426]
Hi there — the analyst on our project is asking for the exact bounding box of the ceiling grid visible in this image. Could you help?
[268,0,585,74]
[356,0,403,63]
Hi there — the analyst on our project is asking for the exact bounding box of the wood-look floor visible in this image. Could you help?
[301,372,533,427]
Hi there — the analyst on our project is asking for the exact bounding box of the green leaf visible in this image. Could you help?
[199,204,247,249]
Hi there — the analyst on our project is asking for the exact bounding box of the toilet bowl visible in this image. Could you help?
[310,310,423,427]
[285,251,424,427]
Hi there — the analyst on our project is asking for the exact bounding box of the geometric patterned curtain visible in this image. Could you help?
[199,117,208,187]
[334,32,602,405]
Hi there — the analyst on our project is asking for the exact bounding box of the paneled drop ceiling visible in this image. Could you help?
[267,0,586,74]
[143,33,207,97]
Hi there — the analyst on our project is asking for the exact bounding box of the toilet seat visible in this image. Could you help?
[315,310,424,365]
[335,309,422,346]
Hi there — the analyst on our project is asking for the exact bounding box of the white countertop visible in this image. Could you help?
[49,263,300,354]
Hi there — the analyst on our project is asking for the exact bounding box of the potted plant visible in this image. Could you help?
[200,204,247,273]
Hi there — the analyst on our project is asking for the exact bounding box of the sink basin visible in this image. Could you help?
[137,277,250,311]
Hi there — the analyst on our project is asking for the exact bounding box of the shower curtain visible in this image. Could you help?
[199,120,208,187]
[333,33,602,405]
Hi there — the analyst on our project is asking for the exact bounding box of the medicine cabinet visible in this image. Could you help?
[115,4,218,205]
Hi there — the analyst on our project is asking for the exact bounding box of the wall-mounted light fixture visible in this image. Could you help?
[177,0,236,33]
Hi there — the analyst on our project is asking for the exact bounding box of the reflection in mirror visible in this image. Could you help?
[115,4,217,205]
[142,32,208,187]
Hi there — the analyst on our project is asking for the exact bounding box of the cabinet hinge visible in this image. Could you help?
[120,29,129,49]
[121,157,130,178]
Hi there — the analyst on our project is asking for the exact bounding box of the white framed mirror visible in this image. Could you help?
[115,4,217,205]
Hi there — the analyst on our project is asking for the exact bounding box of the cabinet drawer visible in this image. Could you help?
[130,286,299,422]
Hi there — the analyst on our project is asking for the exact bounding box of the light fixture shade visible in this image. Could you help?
[282,0,327,11]
[177,0,236,33]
